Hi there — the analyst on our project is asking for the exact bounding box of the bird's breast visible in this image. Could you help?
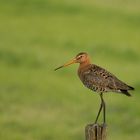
[77,64,104,93]
[78,64,93,85]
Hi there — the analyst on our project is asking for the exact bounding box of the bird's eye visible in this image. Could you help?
[77,55,82,59]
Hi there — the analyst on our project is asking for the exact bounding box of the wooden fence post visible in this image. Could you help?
[85,123,107,140]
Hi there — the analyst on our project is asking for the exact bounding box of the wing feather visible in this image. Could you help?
[80,64,133,94]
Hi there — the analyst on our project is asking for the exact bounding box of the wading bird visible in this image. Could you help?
[55,52,134,123]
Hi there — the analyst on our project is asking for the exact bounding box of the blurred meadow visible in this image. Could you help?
[0,0,140,139]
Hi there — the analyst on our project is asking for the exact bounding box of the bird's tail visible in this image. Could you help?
[120,85,134,97]
[128,86,134,90]
[120,90,131,96]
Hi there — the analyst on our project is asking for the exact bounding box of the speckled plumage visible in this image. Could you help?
[78,64,134,96]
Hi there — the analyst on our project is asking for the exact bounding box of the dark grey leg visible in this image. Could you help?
[94,94,103,123]
[100,93,106,123]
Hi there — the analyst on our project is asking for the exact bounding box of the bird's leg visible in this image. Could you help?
[94,96,103,123]
[100,93,106,124]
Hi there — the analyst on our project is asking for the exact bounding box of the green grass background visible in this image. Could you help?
[0,0,140,139]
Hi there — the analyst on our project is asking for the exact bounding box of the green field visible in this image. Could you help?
[0,0,140,140]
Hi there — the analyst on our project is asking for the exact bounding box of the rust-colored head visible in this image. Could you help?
[54,52,90,71]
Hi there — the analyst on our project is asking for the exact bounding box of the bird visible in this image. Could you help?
[54,52,134,124]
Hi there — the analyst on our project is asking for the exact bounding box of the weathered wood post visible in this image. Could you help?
[85,123,107,140]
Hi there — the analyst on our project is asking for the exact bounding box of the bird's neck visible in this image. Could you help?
[78,59,91,79]
[79,59,91,69]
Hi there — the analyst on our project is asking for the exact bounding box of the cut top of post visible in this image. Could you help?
[85,123,107,140]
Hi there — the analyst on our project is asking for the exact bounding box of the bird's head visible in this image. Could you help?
[54,52,90,71]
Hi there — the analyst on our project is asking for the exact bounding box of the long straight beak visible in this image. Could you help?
[54,58,76,71]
